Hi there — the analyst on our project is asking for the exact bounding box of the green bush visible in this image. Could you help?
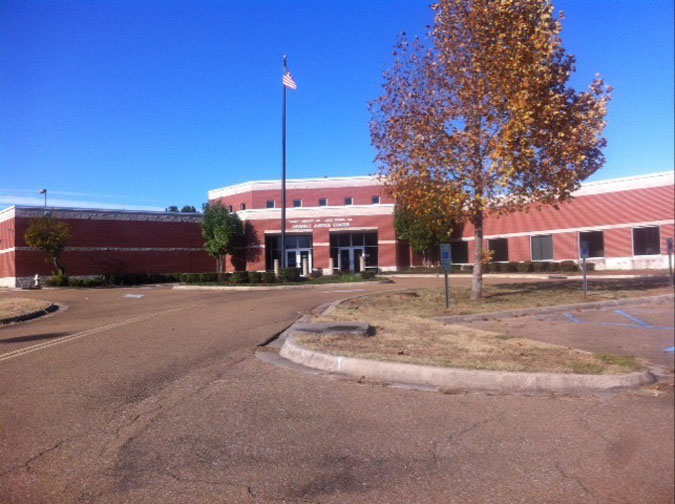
[585,262,596,271]
[48,271,69,287]
[517,261,533,273]
[247,271,262,283]
[278,268,301,283]
[461,265,473,272]
[261,271,277,283]
[559,260,578,272]
[506,262,519,272]
[451,264,463,273]
[486,263,499,273]
[532,261,549,272]
[68,276,105,287]
[497,263,510,273]
[307,270,324,280]
[360,270,376,280]
[230,271,249,283]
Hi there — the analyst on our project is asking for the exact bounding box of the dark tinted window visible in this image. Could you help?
[579,231,604,257]
[371,195,380,204]
[344,197,353,205]
[293,199,302,207]
[266,200,275,209]
[450,241,469,263]
[633,227,660,255]
[488,238,508,262]
[319,198,327,206]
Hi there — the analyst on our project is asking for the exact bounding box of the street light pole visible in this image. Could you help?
[39,189,47,207]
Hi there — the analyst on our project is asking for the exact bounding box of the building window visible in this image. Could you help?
[266,200,275,209]
[344,197,353,205]
[319,198,328,206]
[450,241,469,264]
[633,226,660,255]
[228,205,233,212]
[488,238,508,262]
[240,202,246,210]
[579,230,604,257]
[371,195,380,205]
[293,199,302,208]
[531,235,553,261]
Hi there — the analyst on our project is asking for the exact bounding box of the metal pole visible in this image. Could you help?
[582,257,587,296]
[444,270,449,308]
[669,251,673,287]
[281,56,287,269]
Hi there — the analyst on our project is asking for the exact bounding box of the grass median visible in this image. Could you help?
[0,298,51,320]
[303,278,667,374]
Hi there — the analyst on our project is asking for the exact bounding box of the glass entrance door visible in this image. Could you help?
[287,248,312,273]
[337,247,365,272]
[339,249,351,272]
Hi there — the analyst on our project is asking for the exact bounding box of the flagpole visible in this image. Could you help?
[281,55,288,268]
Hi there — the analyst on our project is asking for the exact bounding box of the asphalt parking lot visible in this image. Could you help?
[474,298,675,370]
[1,278,673,503]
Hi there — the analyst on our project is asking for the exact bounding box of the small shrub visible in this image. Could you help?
[360,270,376,280]
[461,265,473,272]
[48,271,69,287]
[517,261,533,273]
[279,268,301,283]
[451,264,462,273]
[585,262,596,271]
[506,262,519,272]
[532,261,549,272]
[230,271,249,283]
[559,260,578,272]
[179,273,199,283]
[497,263,510,273]
[307,270,323,280]
[486,263,499,273]
[247,271,262,283]
[261,271,277,283]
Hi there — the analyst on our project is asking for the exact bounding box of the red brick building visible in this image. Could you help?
[210,171,674,273]
[1,171,673,287]
[0,207,214,287]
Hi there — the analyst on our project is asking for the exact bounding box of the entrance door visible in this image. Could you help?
[339,249,351,272]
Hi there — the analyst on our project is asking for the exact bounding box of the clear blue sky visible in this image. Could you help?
[1,0,673,211]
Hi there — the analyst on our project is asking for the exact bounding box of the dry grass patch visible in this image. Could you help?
[299,315,644,374]
[0,298,51,320]
[323,277,673,319]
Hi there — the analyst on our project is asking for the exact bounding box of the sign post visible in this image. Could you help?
[580,242,589,296]
[440,243,452,309]
[667,237,674,287]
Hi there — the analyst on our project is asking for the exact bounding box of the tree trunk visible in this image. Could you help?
[471,210,484,300]
[52,255,65,275]
[216,255,223,274]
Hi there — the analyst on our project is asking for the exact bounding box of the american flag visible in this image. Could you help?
[282,70,297,90]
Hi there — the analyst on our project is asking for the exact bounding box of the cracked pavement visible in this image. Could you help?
[1,278,673,503]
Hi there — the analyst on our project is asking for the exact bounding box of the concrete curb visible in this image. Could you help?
[433,294,674,324]
[279,333,655,393]
[0,303,60,326]
[173,280,386,292]
[384,273,668,280]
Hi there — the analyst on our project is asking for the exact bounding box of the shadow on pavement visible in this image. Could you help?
[0,332,72,344]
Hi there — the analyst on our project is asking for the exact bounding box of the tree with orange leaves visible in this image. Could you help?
[370,0,611,299]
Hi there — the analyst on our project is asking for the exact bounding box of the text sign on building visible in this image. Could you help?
[440,243,452,272]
